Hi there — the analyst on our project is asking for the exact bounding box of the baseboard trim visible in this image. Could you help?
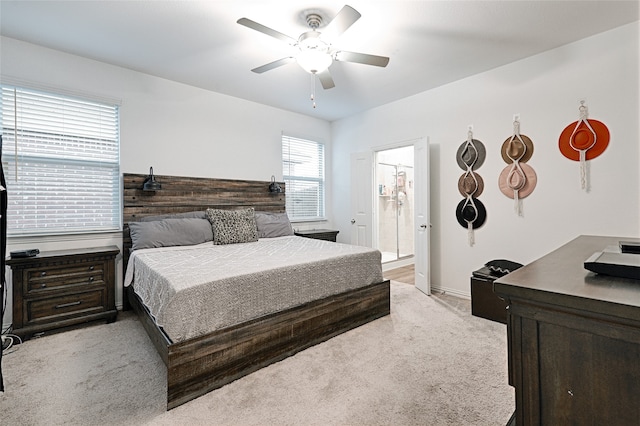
[382,257,414,271]
[431,285,470,300]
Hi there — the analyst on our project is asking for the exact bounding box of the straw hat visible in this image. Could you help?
[456,139,486,171]
[458,172,484,198]
[559,119,609,161]
[500,134,534,164]
[498,163,537,199]
[456,197,487,229]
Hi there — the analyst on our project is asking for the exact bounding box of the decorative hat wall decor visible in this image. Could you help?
[498,116,537,215]
[559,101,610,191]
[456,127,486,246]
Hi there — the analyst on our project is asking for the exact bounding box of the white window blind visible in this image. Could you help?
[282,135,325,221]
[1,85,121,236]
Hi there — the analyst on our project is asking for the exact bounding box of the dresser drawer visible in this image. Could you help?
[25,289,106,325]
[26,262,105,294]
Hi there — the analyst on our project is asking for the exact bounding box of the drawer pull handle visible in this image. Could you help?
[88,277,94,282]
[41,284,47,288]
[89,266,95,271]
[55,301,82,309]
[40,272,47,277]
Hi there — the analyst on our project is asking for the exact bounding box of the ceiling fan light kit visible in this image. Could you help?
[237,5,389,107]
[296,32,332,74]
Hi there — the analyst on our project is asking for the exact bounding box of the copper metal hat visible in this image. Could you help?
[458,172,484,198]
[456,197,487,229]
[456,139,486,171]
[498,163,537,199]
[500,134,534,164]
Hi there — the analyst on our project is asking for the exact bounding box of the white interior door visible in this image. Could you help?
[414,138,431,295]
[350,151,373,247]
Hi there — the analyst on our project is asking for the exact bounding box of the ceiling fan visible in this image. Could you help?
[237,5,390,91]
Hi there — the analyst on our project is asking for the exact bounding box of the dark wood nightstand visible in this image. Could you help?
[294,229,339,242]
[6,246,120,341]
[470,275,507,324]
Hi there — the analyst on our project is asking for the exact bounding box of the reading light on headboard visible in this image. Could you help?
[269,175,283,193]
[143,167,162,191]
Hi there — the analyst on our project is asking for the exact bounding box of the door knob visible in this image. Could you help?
[351,219,356,224]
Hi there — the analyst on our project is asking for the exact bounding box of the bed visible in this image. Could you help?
[122,173,390,410]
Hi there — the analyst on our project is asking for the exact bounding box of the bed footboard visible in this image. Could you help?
[129,280,390,410]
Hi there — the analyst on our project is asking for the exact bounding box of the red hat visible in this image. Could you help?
[559,119,609,161]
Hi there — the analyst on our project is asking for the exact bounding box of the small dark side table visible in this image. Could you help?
[294,229,339,242]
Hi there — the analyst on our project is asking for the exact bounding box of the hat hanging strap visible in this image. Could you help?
[462,196,478,247]
[507,163,526,215]
[463,169,479,197]
[463,128,479,246]
[507,119,527,215]
[506,120,527,163]
[569,101,597,190]
[461,129,479,170]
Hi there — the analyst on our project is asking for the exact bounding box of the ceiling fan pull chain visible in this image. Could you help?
[311,73,317,108]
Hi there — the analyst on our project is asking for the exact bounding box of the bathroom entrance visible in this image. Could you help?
[375,146,414,264]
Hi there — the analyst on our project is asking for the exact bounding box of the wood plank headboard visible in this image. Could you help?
[122,173,285,273]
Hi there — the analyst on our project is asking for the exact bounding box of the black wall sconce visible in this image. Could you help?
[269,175,283,193]
[143,167,162,191]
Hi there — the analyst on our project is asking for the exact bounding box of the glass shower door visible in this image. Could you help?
[376,146,414,264]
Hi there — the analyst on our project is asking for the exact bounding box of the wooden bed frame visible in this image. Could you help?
[122,173,391,410]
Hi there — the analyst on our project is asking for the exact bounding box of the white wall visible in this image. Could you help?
[1,21,638,313]
[0,36,332,313]
[331,22,640,297]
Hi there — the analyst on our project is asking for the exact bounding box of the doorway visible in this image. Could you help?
[375,146,414,264]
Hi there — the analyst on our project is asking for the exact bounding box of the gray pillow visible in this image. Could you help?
[255,211,294,238]
[139,211,207,222]
[129,218,214,250]
[206,207,258,245]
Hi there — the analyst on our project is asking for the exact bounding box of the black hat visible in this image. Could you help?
[456,198,487,229]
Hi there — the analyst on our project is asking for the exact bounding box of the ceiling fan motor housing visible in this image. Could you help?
[305,13,323,29]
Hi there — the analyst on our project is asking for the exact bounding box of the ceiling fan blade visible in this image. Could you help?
[335,51,390,67]
[251,57,296,74]
[237,18,297,44]
[322,5,361,39]
[317,69,335,90]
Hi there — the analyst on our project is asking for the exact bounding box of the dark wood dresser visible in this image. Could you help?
[294,229,339,242]
[494,235,640,426]
[7,246,120,341]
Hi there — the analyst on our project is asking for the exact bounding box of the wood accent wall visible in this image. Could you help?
[123,173,285,222]
[122,173,286,271]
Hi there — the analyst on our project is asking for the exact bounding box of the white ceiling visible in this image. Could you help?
[1,1,638,121]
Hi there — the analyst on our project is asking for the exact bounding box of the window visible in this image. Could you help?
[282,135,325,221]
[1,85,120,236]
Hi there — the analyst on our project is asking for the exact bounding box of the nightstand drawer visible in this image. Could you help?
[26,262,105,294]
[26,289,106,324]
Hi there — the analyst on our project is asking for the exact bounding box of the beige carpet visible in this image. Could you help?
[0,282,514,425]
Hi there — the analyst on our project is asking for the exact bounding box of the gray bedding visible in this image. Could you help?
[124,236,383,342]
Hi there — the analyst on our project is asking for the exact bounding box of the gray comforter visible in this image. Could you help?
[124,236,383,342]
